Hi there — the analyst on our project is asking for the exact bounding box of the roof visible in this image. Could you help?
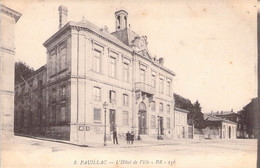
[204,114,237,125]
[43,14,176,76]
[15,65,46,86]
[205,111,238,116]
[174,107,189,113]
[43,21,132,53]
[111,28,140,47]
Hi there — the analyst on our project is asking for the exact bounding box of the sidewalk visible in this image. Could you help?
[13,133,224,148]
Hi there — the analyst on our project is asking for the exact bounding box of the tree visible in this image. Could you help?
[174,94,205,129]
[241,98,258,138]
[15,61,34,85]
[191,100,205,129]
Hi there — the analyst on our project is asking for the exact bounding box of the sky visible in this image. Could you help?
[3,0,257,113]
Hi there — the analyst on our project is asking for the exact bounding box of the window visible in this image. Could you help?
[151,115,156,128]
[51,106,56,125]
[33,78,37,88]
[59,107,67,123]
[181,114,184,124]
[109,90,116,104]
[166,81,171,96]
[151,74,156,87]
[159,78,164,94]
[167,118,170,129]
[159,103,163,113]
[60,46,66,70]
[151,101,155,111]
[93,87,101,101]
[140,68,146,83]
[123,111,128,126]
[123,94,129,106]
[123,63,129,82]
[52,88,56,102]
[60,86,66,100]
[51,52,56,75]
[167,105,170,113]
[109,56,116,77]
[93,49,101,73]
[94,108,101,123]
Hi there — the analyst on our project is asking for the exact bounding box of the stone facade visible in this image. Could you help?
[15,6,176,144]
[174,107,189,139]
[208,111,243,138]
[204,114,237,139]
[0,5,21,136]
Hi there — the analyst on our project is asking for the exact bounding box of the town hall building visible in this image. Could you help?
[14,6,176,144]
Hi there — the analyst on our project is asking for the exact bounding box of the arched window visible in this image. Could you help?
[117,16,120,29]
[124,16,127,28]
[52,88,56,102]
[139,102,146,111]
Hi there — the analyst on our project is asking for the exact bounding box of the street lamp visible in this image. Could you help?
[103,101,108,146]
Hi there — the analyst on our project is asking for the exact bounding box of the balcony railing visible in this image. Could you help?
[135,82,155,95]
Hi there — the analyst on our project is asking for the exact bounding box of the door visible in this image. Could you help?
[138,111,147,134]
[182,127,185,138]
[109,109,116,132]
[160,117,164,135]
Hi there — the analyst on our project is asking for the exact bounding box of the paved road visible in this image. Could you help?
[1,136,257,168]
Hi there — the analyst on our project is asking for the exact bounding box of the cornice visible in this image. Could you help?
[0,5,22,23]
[43,22,133,54]
[43,21,175,77]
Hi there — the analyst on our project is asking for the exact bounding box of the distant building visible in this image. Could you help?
[239,98,258,139]
[208,111,245,138]
[0,5,21,136]
[204,114,237,139]
[14,6,176,144]
[174,107,189,139]
[14,66,48,137]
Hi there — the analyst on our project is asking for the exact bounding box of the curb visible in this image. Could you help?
[14,134,89,147]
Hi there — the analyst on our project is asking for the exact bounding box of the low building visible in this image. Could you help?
[204,114,237,139]
[209,111,244,138]
[174,107,189,139]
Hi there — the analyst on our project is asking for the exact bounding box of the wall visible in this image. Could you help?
[0,6,21,136]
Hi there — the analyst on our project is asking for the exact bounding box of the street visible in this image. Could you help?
[1,135,257,168]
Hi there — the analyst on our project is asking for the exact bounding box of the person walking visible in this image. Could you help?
[126,131,131,144]
[130,131,135,144]
[113,130,118,144]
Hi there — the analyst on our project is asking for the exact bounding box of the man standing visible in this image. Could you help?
[113,130,118,144]
[126,131,131,144]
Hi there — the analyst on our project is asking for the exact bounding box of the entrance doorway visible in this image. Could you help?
[109,109,116,132]
[159,117,164,135]
[182,127,185,138]
[138,102,147,134]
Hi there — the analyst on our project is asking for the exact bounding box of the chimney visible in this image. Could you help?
[58,5,68,29]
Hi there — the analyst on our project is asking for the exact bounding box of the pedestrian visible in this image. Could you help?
[113,130,118,144]
[126,131,131,144]
[130,131,134,144]
[137,133,142,141]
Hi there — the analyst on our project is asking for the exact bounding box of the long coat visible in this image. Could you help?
[126,132,131,141]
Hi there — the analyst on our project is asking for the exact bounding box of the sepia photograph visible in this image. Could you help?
[0,0,258,167]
